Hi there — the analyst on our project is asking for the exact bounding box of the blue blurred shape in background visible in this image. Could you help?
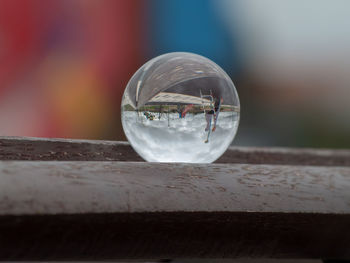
[148,0,240,74]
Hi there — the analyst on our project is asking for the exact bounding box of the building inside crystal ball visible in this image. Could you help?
[121,52,240,163]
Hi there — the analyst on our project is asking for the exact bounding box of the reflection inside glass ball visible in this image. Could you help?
[121,52,240,163]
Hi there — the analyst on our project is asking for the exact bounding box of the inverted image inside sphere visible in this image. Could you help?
[121,52,240,163]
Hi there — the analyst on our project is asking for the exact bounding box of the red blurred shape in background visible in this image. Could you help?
[0,0,145,139]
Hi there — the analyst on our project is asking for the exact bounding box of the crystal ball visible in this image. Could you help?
[121,52,240,163]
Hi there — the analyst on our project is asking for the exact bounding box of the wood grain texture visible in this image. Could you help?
[0,161,349,215]
[0,161,349,260]
[1,136,350,166]
[0,136,349,260]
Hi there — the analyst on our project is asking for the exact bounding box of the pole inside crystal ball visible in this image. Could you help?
[121,52,240,163]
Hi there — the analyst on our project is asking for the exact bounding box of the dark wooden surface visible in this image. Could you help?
[0,136,349,261]
[1,136,350,166]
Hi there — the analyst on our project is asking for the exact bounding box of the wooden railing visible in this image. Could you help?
[0,136,349,261]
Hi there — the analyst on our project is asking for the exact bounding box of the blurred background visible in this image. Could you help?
[1,0,350,148]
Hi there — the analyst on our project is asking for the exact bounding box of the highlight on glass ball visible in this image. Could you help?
[121,52,240,163]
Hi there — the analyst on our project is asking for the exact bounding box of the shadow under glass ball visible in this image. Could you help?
[121,52,240,163]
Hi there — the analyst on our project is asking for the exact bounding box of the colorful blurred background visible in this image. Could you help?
[1,0,350,148]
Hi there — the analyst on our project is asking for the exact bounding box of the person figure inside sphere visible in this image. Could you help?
[205,97,223,132]
[182,104,194,118]
[177,104,183,118]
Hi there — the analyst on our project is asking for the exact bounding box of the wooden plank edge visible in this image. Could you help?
[0,212,349,260]
[0,136,350,166]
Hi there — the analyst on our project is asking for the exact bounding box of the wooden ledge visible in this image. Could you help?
[1,136,350,166]
[0,136,349,260]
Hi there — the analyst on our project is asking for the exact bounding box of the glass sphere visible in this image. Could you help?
[121,52,240,163]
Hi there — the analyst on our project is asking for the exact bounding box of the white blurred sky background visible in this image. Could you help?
[216,0,350,147]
